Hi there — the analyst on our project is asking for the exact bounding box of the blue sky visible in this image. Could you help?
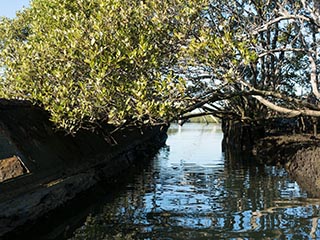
[0,0,30,18]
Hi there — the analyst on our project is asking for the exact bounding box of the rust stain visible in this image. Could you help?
[0,155,29,183]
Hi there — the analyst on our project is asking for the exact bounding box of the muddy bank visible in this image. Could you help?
[0,99,168,237]
[222,118,320,197]
[253,134,320,197]
[286,144,320,197]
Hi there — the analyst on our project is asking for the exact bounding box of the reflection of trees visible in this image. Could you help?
[70,137,320,239]
[222,151,320,238]
[70,149,163,240]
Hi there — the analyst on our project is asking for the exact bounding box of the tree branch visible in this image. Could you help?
[253,95,320,117]
[253,15,311,34]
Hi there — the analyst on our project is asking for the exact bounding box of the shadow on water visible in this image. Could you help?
[10,123,320,240]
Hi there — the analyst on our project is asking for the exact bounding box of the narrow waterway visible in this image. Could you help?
[64,124,320,239]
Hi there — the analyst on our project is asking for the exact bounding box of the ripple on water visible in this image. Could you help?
[69,123,320,240]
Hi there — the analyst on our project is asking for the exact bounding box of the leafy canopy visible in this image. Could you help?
[0,0,207,133]
[181,0,320,122]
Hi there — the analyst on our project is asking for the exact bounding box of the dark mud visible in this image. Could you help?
[222,118,320,198]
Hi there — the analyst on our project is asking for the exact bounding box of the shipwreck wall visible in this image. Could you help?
[0,99,168,237]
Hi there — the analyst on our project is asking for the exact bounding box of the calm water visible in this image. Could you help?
[67,123,320,240]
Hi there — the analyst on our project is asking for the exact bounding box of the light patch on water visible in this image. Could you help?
[67,123,320,240]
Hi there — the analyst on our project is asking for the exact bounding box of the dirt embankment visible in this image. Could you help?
[222,118,320,198]
[0,99,168,238]
[253,134,320,197]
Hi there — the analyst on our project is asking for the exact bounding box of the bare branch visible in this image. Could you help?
[308,52,320,98]
[253,95,320,117]
[258,48,308,58]
[253,15,312,34]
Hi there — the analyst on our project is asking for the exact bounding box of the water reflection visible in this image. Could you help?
[70,123,320,240]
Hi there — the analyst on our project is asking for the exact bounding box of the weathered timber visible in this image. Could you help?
[0,99,168,237]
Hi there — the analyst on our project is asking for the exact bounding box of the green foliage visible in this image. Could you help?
[187,28,257,81]
[182,0,319,121]
[0,0,207,133]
